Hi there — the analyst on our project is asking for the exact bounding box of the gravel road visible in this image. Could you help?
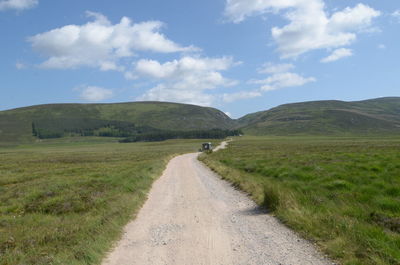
[102,142,333,265]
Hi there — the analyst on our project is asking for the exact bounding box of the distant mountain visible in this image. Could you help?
[0,102,234,144]
[238,97,400,135]
[1,97,399,144]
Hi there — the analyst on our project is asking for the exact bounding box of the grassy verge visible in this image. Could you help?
[199,136,400,265]
[0,138,216,265]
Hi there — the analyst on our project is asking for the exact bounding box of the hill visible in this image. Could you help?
[0,102,234,144]
[238,97,400,135]
[1,97,400,144]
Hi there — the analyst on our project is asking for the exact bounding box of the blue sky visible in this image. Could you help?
[0,0,399,118]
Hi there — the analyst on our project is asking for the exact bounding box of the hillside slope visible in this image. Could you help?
[0,102,234,144]
[238,97,400,135]
[1,97,399,144]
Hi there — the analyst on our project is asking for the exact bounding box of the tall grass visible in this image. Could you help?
[199,136,400,265]
[0,138,211,265]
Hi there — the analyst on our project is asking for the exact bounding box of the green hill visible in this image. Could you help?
[1,97,399,144]
[238,97,400,135]
[0,102,234,144]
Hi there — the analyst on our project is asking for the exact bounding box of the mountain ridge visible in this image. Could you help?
[1,97,399,144]
[238,97,400,135]
[0,101,234,144]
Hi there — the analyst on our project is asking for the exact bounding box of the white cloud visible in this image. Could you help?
[224,0,380,58]
[392,10,400,21]
[15,61,27,69]
[321,48,353,63]
[29,11,197,70]
[222,62,314,102]
[78,86,113,102]
[0,0,37,11]
[132,56,235,80]
[378,44,386,50]
[258,63,294,74]
[224,0,286,23]
[224,111,232,118]
[328,4,380,31]
[251,62,315,91]
[222,90,262,103]
[137,84,215,106]
[133,56,239,106]
[253,72,316,91]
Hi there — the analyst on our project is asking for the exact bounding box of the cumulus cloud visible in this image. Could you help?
[132,56,239,106]
[224,0,380,58]
[29,11,197,70]
[222,90,262,103]
[224,111,232,117]
[392,10,400,21]
[321,48,353,63]
[78,86,113,102]
[131,56,235,80]
[224,0,285,23]
[222,62,315,103]
[137,84,215,106]
[253,72,316,91]
[251,62,315,91]
[0,0,37,11]
[258,63,294,74]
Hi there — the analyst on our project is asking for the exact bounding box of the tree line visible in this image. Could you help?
[119,129,242,143]
[31,119,242,142]
[31,118,157,139]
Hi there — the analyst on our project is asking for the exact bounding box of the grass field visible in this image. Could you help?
[0,137,215,265]
[200,136,400,265]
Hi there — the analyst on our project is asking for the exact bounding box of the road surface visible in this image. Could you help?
[102,142,332,265]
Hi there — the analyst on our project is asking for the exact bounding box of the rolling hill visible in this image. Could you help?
[1,97,399,144]
[238,97,400,135]
[0,102,234,144]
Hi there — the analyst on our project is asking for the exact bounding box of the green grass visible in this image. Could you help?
[0,137,217,265]
[199,136,400,265]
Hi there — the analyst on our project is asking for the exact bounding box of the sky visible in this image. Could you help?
[0,0,399,118]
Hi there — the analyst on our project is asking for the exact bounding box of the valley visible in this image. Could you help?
[1,97,400,146]
[1,98,399,265]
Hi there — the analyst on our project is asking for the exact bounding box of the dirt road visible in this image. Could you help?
[102,142,332,265]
